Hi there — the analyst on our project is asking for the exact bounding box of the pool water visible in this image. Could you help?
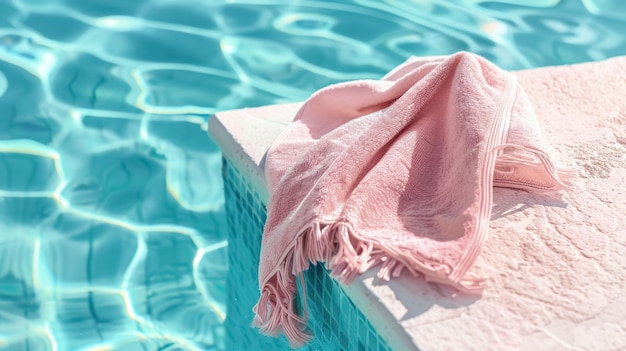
[0,0,624,350]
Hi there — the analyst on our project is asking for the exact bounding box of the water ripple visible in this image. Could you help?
[0,0,625,350]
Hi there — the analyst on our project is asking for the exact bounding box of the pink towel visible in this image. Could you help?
[253,52,574,346]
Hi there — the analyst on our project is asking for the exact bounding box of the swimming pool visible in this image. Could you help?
[0,0,624,350]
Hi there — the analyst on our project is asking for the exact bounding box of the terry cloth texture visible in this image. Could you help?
[253,52,573,346]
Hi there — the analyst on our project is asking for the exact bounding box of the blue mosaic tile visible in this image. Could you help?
[222,158,392,351]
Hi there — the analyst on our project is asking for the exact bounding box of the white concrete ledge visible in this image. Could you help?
[209,56,626,351]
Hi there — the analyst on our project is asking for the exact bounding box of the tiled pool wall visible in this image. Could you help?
[223,158,394,351]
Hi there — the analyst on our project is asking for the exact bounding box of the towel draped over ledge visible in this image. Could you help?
[253,52,574,346]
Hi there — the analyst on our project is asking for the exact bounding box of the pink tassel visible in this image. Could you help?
[291,236,308,275]
[253,272,312,348]
[377,257,397,281]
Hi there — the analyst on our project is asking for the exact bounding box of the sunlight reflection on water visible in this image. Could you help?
[0,0,624,350]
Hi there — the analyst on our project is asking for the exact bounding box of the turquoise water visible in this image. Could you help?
[0,0,624,350]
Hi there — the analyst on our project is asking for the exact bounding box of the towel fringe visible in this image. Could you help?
[252,220,484,346]
[252,261,311,348]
